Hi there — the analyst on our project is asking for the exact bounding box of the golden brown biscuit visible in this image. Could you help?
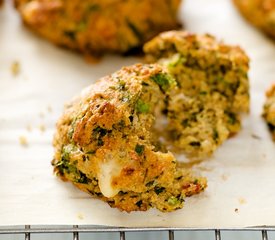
[233,0,275,39]
[15,0,181,56]
[263,84,275,140]
[52,63,206,212]
[144,31,250,158]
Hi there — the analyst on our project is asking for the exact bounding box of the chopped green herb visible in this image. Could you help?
[118,80,126,91]
[151,73,176,91]
[145,180,155,187]
[154,186,165,195]
[97,138,104,146]
[213,129,219,141]
[135,200,143,208]
[226,111,237,125]
[199,91,207,95]
[76,21,87,31]
[135,144,145,156]
[136,99,150,113]
[189,141,201,147]
[127,20,143,40]
[168,54,187,67]
[141,81,149,86]
[75,172,89,184]
[181,119,189,127]
[167,196,179,206]
[63,30,76,41]
[87,4,100,12]
[62,144,77,161]
[86,150,96,155]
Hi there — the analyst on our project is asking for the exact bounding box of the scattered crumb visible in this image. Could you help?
[39,124,46,132]
[11,61,20,76]
[77,213,84,220]
[238,197,247,204]
[19,135,28,147]
[262,154,266,159]
[39,112,45,118]
[221,174,228,181]
[251,134,261,140]
[235,208,239,213]
[47,105,52,113]
[26,124,32,132]
[84,53,102,64]
[196,166,213,172]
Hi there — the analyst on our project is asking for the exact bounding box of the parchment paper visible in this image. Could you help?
[0,0,275,227]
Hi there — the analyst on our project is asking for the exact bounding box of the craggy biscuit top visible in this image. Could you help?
[15,0,181,56]
[52,63,206,212]
[233,0,275,39]
[144,31,250,158]
[263,84,275,140]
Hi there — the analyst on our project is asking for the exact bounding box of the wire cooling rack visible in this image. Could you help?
[0,225,274,240]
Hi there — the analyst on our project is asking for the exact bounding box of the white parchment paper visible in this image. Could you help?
[0,0,275,227]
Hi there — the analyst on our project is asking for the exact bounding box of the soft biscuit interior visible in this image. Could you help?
[144,31,250,159]
[52,63,206,212]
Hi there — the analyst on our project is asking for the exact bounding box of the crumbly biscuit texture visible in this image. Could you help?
[15,0,181,56]
[144,31,250,158]
[52,63,206,212]
[263,84,275,140]
[233,0,275,39]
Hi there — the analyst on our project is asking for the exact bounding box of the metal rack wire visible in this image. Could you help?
[0,225,274,240]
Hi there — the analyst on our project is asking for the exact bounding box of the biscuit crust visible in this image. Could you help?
[52,63,206,212]
[263,84,275,140]
[15,0,181,56]
[233,0,275,39]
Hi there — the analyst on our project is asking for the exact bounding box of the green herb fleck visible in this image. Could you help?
[127,20,143,40]
[135,144,145,156]
[167,196,179,206]
[146,180,155,187]
[151,73,176,91]
[63,30,76,41]
[226,112,237,125]
[181,119,189,127]
[135,200,143,208]
[87,4,100,12]
[136,99,150,113]
[213,129,219,141]
[189,141,201,147]
[154,186,165,195]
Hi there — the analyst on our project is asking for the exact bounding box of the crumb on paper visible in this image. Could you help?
[19,135,28,147]
[77,213,84,220]
[196,166,213,172]
[221,174,228,181]
[47,105,53,113]
[84,53,102,64]
[26,124,32,132]
[11,61,20,76]
[39,124,46,132]
[251,134,261,140]
[262,153,266,159]
[39,112,45,118]
[235,208,239,213]
[238,197,247,204]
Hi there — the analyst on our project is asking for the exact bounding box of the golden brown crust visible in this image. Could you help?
[233,0,275,39]
[15,0,181,56]
[52,63,206,212]
[263,84,275,140]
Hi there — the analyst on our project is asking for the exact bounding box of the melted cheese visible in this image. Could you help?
[98,158,122,198]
